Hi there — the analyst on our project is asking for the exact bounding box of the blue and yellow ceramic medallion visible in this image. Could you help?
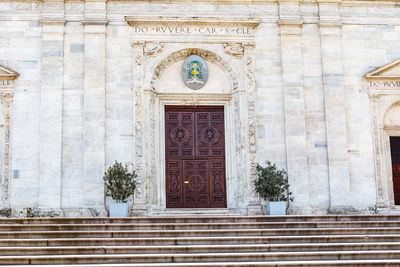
[182,55,208,90]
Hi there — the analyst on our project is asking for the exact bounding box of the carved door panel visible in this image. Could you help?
[166,160,183,208]
[183,160,209,208]
[165,111,195,158]
[165,106,226,208]
[390,137,400,205]
[195,111,225,158]
[195,111,226,207]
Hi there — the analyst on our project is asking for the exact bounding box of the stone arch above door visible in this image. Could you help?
[365,59,400,208]
[384,101,400,128]
[149,48,239,94]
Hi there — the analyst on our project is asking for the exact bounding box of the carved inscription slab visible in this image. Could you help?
[126,17,260,38]
[0,80,13,88]
[369,81,400,89]
[132,26,252,35]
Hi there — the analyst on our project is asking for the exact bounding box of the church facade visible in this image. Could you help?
[0,0,399,217]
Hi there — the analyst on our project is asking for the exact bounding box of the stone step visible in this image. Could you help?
[2,242,400,256]
[2,234,400,247]
[1,215,400,224]
[1,227,400,239]
[5,259,400,267]
[1,250,400,265]
[1,221,399,231]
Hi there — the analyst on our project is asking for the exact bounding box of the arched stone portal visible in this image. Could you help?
[126,17,261,215]
[365,59,400,210]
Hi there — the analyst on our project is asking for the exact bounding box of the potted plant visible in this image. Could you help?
[103,161,137,217]
[253,161,294,215]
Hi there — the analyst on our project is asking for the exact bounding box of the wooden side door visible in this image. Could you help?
[183,160,209,208]
[390,137,400,205]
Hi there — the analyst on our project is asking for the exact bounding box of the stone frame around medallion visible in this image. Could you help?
[130,43,259,215]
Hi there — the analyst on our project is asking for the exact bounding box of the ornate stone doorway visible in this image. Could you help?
[165,106,226,208]
[365,59,400,209]
[126,16,261,215]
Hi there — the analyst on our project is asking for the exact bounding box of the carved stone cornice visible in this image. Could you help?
[125,17,261,29]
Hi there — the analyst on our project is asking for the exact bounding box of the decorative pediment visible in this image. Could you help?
[0,65,19,81]
[365,60,400,96]
[364,59,400,81]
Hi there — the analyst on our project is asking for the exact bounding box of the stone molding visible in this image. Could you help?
[365,60,400,208]
[126,17,261,29]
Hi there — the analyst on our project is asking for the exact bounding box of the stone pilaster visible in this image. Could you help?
[38,0,65,208]
[82,0,107,208]
[318,0,351,211]
[243,42,261,214]
[131,41,146,212]
[0,92,14,209]
[278,0,309,211]
[62,11,85,208]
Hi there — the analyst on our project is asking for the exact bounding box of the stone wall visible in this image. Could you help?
[0,0,399,216]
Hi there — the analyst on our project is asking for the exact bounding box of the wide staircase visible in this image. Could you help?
[0,215,400,266]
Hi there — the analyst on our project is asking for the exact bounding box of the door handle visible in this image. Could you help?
[184,181,189,184]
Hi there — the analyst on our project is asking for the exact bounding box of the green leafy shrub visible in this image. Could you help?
[253,161,294,202]
[103,161,137,203]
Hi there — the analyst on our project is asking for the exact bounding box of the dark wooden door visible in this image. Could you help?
[165,106,226,208]
[391,137,400,205]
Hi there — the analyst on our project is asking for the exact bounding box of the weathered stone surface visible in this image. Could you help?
[0,0,398,217]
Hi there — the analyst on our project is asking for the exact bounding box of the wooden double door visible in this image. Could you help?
[391,137,400,205]
[165,106,226,208]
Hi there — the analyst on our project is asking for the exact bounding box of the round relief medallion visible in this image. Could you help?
[188,174,204,192]
[171,126,189,145]
[201,126,219,144]
[182,55,208,90]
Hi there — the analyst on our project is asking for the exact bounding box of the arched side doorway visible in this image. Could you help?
[365,59,400,209]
